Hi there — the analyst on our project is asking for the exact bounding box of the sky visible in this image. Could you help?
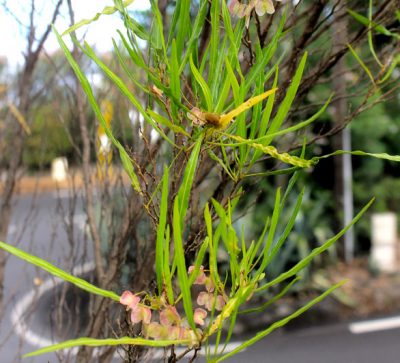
[0,0,150,68]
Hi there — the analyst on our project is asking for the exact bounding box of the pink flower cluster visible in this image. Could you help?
[145,305,202,345]
[119,291,151,325]
[189,266,226,312]
[119,266,226,344]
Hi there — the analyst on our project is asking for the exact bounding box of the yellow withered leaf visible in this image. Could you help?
[219,88,278,128]
[188,88,278,130]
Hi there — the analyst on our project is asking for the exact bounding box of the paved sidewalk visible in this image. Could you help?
[1,168,127,195]
[0,171,84,195]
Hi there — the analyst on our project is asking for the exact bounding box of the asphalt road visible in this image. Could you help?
[218,321,400,363]
[1,193,400,362]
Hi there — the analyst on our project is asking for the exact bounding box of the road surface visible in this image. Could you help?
[217,319,400,363]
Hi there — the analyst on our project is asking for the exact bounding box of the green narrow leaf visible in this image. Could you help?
[265,188,304,266]
[244,166,300,178]
[317,150,400,163]
[147,109,190,137]
[256,189,281,274]
[204,203,221,288]
[150,16,162,50]
[215,73,232,114]
[257,198,374,292]
[150,0,168,59]
[229,19,245,79]
[367,0,382,66]
[167,0,181,47]
[163,225,174,304]
[53,27,142,194]
[0,241,120,301]
[117,30,147,68]
[241,277,301,314]
[119,152,142,193]
[234,87,247,159]
[24,336,189,358]
[209,0,221,89]
[347,43,375,84]
[156,166,169,293]
[249,217,270,266]
[224,58,240,103]
[220,303,239,354]
[189,238,209,286]
[221,0,240,70]
[82,42,174,146]
[249,52,265,140]
[170,40,181,116]
[62,0,135,35]
[173,199,196,332]
[249,67,278,166]
[177,135,203,227]
[215,280,347,362]
[211,199,239,286]
[379,54,400,84]
[221,135,316,168]
[242,94,332,164]
[270,94,332,139]
[189,55,213,111]
[211,198,227,224]
[176,0,191,59]
[282,169,302,206]
[120,8,151,41]
[179,0,209,74]
[113,40,149,94]
[199,41,209,73]
[243,12,286,94]
[347,9,400,39]
[247,94,331,169]
[170,40,181,99]
[210,37,228,106]
[207,148,235,180]
[266,52,308,144]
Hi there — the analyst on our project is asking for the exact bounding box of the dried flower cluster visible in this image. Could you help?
[120,266,227,345]
[229,0,282,27]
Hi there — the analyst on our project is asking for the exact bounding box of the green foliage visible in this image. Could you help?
[23,107,71,168]
[1,1,400,361]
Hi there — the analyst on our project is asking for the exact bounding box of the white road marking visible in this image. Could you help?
[349,316,400,334]
[67,213,87,231]
[7,224,17,237]
[11,262,95,351]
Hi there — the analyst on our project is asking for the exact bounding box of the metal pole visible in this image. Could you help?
[343,127,354,263]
